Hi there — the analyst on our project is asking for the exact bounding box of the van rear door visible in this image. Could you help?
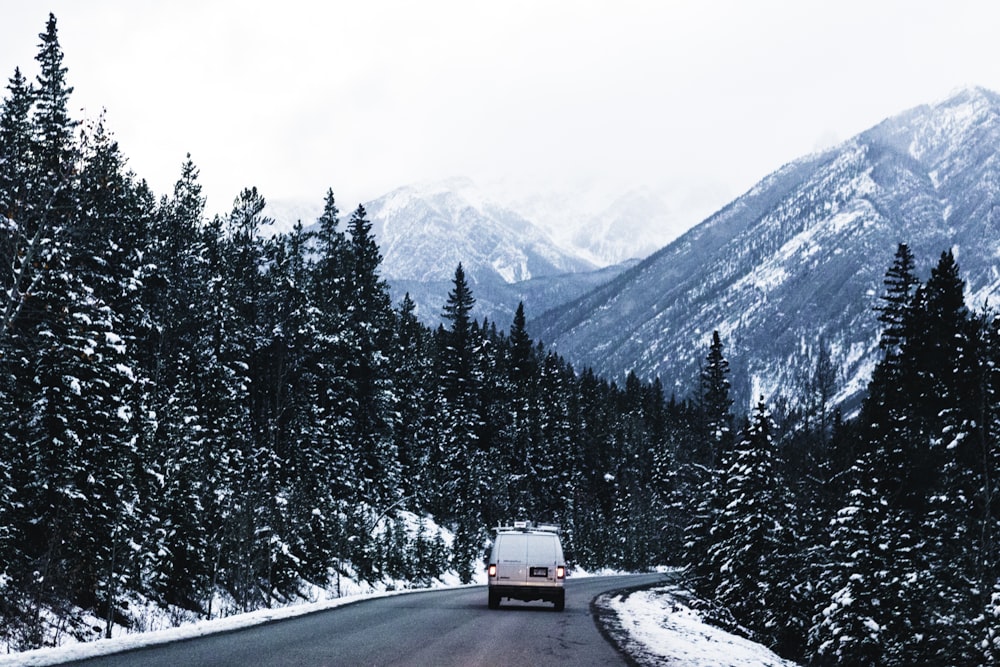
[525,534,558,583]
[495,533,528,584]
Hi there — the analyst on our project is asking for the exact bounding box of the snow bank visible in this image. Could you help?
[598,584,800,667]
[0,582,482,667]
[4,570,797,666]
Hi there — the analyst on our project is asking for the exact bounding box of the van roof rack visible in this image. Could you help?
[495,521,561,533]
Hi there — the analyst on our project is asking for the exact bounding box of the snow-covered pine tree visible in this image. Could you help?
[652,392,694,565]
[193,196,262,615]
[974,312,1000,665]
[435,263,487,582]
[309,190,358,511]
[813,249,984,665]
[252,220,325,594]
[876,243,917,352]
[806,467,890,665]
[470,314,509,529]
[533,350,576,528]
[491,302,538,521]
[899,250,980,664]
[0,14,132,645]
[265,220,339,587]
[0,67,36,627]
[218,187,303,608]
[73,117,156,636]
[567,368,617,568]
[701,330,735,462]
[344,203,400,511]
[0,69,36,340]
[391,293,435,509]
[140,157,218,612]
[683,330,735,593]
[707,398,797,650]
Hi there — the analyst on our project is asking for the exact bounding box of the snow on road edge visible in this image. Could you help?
[5,575,799,666]
[0,583,482,667]
[596,584,800,667]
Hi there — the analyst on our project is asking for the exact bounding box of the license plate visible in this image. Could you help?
[529,567,549,578]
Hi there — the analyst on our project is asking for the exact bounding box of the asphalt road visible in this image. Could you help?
[61,573,664,667]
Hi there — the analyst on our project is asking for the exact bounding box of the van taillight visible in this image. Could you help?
[556,566,565,579]
[488,564,497,577]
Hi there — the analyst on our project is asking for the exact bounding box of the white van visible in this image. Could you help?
[487,522,566,611]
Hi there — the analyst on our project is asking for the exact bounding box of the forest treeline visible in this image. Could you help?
[0,14,679,651]
[2,15,999,666]
[682,242,1000,666]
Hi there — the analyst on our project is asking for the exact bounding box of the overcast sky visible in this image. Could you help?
[1,1,999,226]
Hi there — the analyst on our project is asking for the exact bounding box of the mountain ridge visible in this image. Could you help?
[529,86,1000,409]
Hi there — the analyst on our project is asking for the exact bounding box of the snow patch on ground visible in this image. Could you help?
[599,584,800,667]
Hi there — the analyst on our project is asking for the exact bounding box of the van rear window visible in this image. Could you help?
[498,534,527,561]
[526,535,556,562]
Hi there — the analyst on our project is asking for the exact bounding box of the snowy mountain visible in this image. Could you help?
[279,179,633,325]
[364,178,596,284]
[530,87,1000,410]
[267,177,703,325]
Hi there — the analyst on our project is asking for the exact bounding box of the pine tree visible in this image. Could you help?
[0,15,125,644]
[812,249,983,665]
[74,117,155,636]
[29,13,77,269]
[700,330,735,463]
[509,301,535,383]
[0,70,35,606]
[500,302,541,521]
[344,203,399,509]
[391,293,435,507]
[707,398,798,651]
[193,194,264,614]
[435,264,486,582]
[977,311,1000,665]
[683,330,735,592]
[140,157,217,612]
[875,242,918,359]
[807,470,890,665]
[903,250,979,664]
[440,262,476,400]
[308,189,357,508]
[0,66,32,195]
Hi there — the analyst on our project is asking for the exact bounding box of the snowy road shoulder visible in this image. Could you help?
[0,583,481,667]
[4,575,801,667]
[596,583,800,667]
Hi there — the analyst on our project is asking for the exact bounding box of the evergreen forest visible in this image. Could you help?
[2,15,999,666]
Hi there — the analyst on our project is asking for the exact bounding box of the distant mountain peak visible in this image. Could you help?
[364,179,596,286]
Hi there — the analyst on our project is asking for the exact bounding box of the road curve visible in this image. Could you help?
[61,573,664,667]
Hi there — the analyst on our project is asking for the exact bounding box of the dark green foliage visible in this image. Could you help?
[682,331,735,590]
[709,399,799,650]
[0,16,686,649]
[676,247,1000,667]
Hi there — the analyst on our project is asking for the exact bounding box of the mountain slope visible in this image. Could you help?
[365,179,596,285]
[530,87,1000,408]
[360,179,622,325]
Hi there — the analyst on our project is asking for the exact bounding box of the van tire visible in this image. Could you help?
[554,592,565,611]
[488,590,500,609]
